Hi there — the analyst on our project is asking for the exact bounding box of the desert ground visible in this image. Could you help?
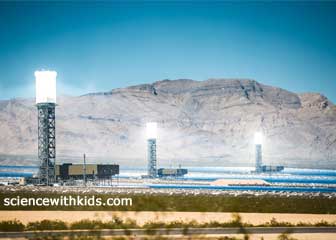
[0,211,336,239]
[0,233,335,240]
[1,211,336,225]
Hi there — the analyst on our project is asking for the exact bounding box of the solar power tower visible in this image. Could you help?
[146,122,157,178]
[35,71,57,185]
[254,132,263,172]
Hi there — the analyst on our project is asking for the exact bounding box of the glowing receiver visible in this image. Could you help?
[35,70,57,104]
[146,122,157,140]
[254,132,263,145]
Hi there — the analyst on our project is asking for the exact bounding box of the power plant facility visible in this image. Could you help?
[35,71,57,185]
[34,70,121,186]
[32,71,192,185]
[1,69,334,203]
[26,70,287,187]
[254,132,284,173]
[2,69,326,200]
[144,122,189,179]
[55,163,119,181]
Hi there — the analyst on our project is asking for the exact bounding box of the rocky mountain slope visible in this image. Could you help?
[0,79,335,168]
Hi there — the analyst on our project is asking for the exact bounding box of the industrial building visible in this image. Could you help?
[56,163,119,180]
[260,165,284,172]
[157,168,188,178]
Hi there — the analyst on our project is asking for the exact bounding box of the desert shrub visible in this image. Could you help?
[105,216,137,229]
[2,190,336,213]
[277,232,298,240]
[70,219,103,229]
[122,218,137,228]
[264,218,293,227]
[0,220,24,232]
[26,220,67,231]
[70,217,137,230]
[217,237,242,240]
[314,220,332,226]
[143,221,166,229]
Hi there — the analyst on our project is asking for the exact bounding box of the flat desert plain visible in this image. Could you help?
[0,211,336,225]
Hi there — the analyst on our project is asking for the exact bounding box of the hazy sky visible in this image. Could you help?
[0,1,335,102]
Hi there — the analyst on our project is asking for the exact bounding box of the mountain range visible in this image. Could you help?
[0,79,335,169]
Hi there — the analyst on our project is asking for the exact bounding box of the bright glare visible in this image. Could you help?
[146,122,157,139]
[35,70,57,104]
[254,132,263,145]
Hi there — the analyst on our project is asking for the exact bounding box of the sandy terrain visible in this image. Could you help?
[208,233,336,240]
[0,211,336,225]
[2,211,336,239]
[1,234,336,240]
[210,179,270,186]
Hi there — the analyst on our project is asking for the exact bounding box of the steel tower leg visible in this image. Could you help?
[147,139,157,178]
[255,144,262,172]
[37,103,56,185]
